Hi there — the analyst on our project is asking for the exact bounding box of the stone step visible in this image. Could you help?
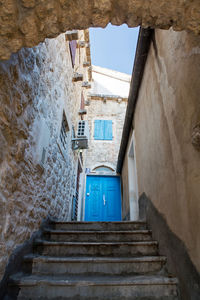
[50,221,147,231]
[43,229,152,242]
[10,274,179,300]
[34,240,158,257]
[23,255,167,276]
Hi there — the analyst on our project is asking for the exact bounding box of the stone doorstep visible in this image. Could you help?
[34,240,158,247]
[42,229,153,242]
[6,220,179,299]
[50,221,147,231]
[49,221,147,225]
[23,254,167,264]
[10,274,178,287]
[23,255,167,276]
[43,229,152,235]
[9,274,179,299]
[33,240,159,257]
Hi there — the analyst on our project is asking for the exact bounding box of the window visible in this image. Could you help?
[60,112,69,150]
[69,40,77,68]
[57,111,70,161]
[94,120,113,140]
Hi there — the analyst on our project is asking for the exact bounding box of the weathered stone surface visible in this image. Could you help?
[0,31,89,280]
[1,0,200,60]
[191,124,200,150]
[8,221,179,299]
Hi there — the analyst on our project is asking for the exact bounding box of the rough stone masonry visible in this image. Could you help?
[0,30,89,281]
[1,0,200,60]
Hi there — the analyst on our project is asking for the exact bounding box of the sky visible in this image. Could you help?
[89,24,139,75]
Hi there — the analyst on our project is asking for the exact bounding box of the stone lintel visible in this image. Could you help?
[65,30,79,41]
[89,94,128,102]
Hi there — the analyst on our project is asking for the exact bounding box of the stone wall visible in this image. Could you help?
[122,28,200,273]
[1,0,200,61]
[0,30,89,280]
[86,97,127,172]
[85,66,130,172]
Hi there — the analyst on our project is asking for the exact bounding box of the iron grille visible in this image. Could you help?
[72,193,78,221]
[60,113,69,150]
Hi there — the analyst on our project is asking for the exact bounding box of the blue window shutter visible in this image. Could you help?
[94,120,112,140]
[94,120,104,140]
[94,120,100,139]
[99,120,104,139]
[104,120,113,140]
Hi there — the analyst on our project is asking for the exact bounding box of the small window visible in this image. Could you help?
[60,112,69,150]
[94,120,113,140]
[69,40,77,68]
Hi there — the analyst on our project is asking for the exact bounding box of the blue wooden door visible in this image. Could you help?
[85,176,121,221]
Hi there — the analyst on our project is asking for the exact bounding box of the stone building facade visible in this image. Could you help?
[85,65,130,173]
[0,30,91,282]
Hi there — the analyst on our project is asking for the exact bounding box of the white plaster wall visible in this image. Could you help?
[91,65,131,97]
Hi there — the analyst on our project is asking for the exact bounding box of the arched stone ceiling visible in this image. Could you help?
[0,0,200,60]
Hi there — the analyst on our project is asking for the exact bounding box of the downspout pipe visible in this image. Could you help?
[116,27,154,173]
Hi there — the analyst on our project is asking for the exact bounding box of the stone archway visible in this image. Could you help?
[92,163,116,173]
[0,0,200,60]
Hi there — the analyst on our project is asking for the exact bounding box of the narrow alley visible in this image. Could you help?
[0,2,200,300]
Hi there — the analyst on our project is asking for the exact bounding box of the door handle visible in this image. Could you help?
[103,194,106,206]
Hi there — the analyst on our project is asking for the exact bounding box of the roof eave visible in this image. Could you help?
[116,27,154,174]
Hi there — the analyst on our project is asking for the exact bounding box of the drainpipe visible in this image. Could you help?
[116,27,154,174]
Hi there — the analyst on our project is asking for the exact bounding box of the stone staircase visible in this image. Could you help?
[8,221,179,299]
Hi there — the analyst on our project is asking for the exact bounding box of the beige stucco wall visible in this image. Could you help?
[121,144,131,220]
[0,30,90,279]
[123,28,200,272]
